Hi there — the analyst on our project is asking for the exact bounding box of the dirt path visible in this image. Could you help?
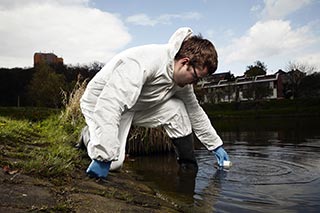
[0,165,180,212]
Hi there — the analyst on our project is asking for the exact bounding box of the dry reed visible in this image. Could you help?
[127,126,174,155]
[60,75,87,126]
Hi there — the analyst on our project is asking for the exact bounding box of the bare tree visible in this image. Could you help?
[284,61,313,98]
[286,61,318,75]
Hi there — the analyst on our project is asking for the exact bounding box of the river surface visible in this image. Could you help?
[128,117,320,212]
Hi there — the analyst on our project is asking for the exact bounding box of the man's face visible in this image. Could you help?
[173,58,208,87]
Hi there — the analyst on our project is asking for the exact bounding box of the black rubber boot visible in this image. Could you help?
[172,134,198,172]
[75,125,90,150]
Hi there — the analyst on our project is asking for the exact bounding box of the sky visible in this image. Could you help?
[0,0,319,76]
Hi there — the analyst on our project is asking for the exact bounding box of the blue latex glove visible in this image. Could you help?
[86,159,111,179]
[212,146,229,167]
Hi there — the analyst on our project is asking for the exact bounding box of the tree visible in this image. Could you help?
[298,72,320,98]
[242,82,273,101]
[89,61,104,73]
[286,61,317,75]
[245,61,267,77]
[28,63,66,107]
[0,67,34,106]
[285,61,309,98]
[242,61,271,101]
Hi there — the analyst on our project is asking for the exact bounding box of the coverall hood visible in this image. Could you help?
[168,27,193,60]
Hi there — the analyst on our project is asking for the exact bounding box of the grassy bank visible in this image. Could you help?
[0,108,85,179]
[202,98,320,119]
[0,108,180,212]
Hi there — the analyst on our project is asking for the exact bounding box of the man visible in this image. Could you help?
[80,27,229,179]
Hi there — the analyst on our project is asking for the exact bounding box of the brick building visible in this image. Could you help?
[34,52,63,67]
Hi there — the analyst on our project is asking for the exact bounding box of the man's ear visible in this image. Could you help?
[181,57,190,65]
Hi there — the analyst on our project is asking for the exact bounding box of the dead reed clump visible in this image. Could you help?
[127,126,174,155]
[61,76,87,126]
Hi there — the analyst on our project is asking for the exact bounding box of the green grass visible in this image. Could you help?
[0,110,87,180]
[0,105,172,180]
[0,106,59,121]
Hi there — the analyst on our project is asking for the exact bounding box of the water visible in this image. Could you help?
[127,117,320,212]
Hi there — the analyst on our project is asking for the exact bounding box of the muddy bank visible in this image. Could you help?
[0,165,180,212]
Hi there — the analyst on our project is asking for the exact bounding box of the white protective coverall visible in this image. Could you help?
[80,27,223,171]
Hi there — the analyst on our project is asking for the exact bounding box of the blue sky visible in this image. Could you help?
[0,0,319,76]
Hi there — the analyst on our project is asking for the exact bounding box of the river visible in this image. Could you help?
[127,116,320,212]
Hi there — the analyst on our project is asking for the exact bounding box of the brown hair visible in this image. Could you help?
[174,35,218,75]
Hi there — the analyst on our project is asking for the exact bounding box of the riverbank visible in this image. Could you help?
[0,111,180,212]
[1,164,180,212]
[202,98,320,119]
[1,98,319,211]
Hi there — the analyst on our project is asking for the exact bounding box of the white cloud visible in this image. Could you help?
[125,14,157,26]
[261,0,312,20]
[126,12,202,26]
[0,0,131,68]
[221,20,316,65]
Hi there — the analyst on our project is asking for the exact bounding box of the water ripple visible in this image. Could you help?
[196,150,319,185]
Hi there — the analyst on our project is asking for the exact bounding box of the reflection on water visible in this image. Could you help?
[127,117,320,212]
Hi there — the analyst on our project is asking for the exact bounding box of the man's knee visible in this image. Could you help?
[164,99,192,138]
